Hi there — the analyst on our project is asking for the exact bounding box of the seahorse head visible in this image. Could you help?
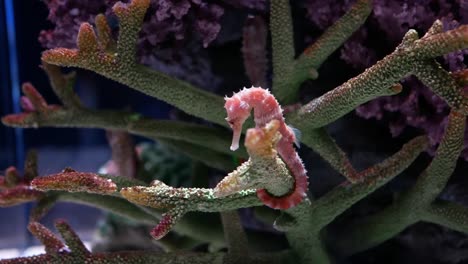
[224,94,251,151]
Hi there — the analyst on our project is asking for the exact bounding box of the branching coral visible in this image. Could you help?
[40,0,265,50]
[319,0,468,161]
[2,62,246,169]
[0,151,44,207]
[2,220,249,264]
[1,0,468,263]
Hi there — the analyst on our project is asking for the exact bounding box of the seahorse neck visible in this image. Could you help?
[243,92,282,127]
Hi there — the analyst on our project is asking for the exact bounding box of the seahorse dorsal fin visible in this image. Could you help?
[287,124,301,148]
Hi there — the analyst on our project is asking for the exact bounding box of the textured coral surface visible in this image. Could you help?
[0,0,467,263]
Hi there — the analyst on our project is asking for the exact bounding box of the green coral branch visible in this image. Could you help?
[41,0,226,126]
[336,202,418,256]
[0,182,158,225]
[414,60,468,114]
[269,0,294,71]
[297,0,372,72]
[36,0,362,180]
[41,62,82,109]
[0,250,224,264]
[0,162,232,246]
[283,200,332,264]
[5,219,292,264]
[121,181,260,214]
[30,194,59,221]
[271,0,372,103]
[299,128,357,180]
[52,191,160,224]
[1,63,247,159]
[69,187,228,246]
[310,135,429,227]
[411,21,468,113]
[133,121,247,158]
[37,1,467,185]
[2,101,245,159]
[120,122,295,241]
[113,0,147,67]
[23,150,38,183]
[121,180,259,242]
[0,220,291,264]
[220,211,250,263]
[415,25,468,58]
[44,56,357,187]
[422,201,468,234]
[336,110,467,255]
[58,187,230,245]
[305,231,330,264]
[31,169,234,245]
[55,219,90,255]
[282,135,427,263]
[160,139,237,172]
[38,177,158,224]
[3,1,467,263]
[95,14,117,52]
[269,0,296,103]
[405,112,466,204]
[289,24,468,129]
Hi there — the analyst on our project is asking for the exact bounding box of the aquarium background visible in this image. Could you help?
[1,0,103,251]
[0,0,173,252]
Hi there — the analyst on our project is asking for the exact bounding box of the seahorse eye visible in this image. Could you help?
[225,117,235,126]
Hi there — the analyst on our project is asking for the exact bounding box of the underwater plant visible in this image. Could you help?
[0,0,468,263]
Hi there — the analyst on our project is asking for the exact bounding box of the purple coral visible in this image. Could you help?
[355,78,450,154]
[340,28,377,70]
[372,0,438,43]
[39,0,265,91]
[302,0,353,30]
[303,0,466,69]
[221,0,265,10]
[39,0,107,49]
[40,0,265,51]
[303,0,467,159]
[144,0,224,48]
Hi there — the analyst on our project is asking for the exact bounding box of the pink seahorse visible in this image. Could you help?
[224,86,308,209]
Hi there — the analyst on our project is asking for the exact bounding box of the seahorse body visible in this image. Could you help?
[224,86,308,209]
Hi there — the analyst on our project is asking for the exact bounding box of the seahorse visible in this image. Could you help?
[223,86,308,209]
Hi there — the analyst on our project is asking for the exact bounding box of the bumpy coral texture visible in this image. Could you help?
[39,0,264,91]
[3,0,468,262]
[303,0,468,159]
[40,0,265,50]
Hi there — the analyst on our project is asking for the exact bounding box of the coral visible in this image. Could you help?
[1,0,468,263]
[0,151,44,207]
[39,0,233,95]
[40,0,261,50]
[2,219,251,264]
[242,15,268,88]
[303,0,468,160]
[31,168,118,194]
[102,130,138,179]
